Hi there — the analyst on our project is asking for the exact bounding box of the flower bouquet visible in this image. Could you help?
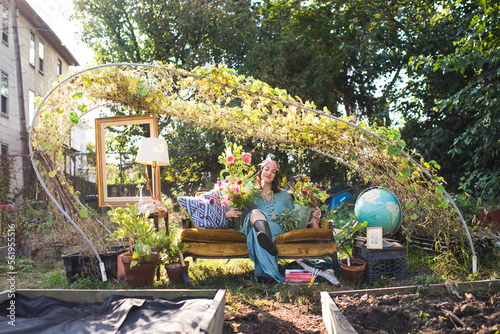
[283,174,328,230]
[216,142,259,214]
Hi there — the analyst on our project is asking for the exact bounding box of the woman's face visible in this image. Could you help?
[261,165,277,184]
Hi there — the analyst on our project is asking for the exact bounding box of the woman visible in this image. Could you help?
[225,159,320,283]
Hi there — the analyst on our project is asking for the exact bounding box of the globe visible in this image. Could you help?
[354,187,402,235]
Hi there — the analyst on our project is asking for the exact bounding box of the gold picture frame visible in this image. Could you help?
[95,114,159,207]
[366,227,383,249]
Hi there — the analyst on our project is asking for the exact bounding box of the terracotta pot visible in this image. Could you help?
[340,258,366,282]
[120,251,159,287]
[165,261,189,283]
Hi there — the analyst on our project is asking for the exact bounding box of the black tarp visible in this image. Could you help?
[0,294,212,334]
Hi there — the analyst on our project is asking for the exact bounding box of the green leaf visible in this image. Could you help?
[406,202,414,209]
[79,210,88,218]
[72,92,83,99]
[48,170,57,178]
[70,112,80,125]
[40,142,52,150]
[387,145,402,156]
[82,77,92,86]
[401,167,411,178]
[77,104,88,113]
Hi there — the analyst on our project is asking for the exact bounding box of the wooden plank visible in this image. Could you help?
[321,291,358,334]
[198,289,226,334]
[0,289,218,304]
[328,279,500,298]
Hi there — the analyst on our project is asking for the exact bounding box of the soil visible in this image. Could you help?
[335,291,500,334]
[223,290,500,334]
[223,301,327,334]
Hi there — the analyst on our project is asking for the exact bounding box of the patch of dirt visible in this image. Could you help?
[335,291,500,333]
[222,290,500,334]
[223,301,326,334]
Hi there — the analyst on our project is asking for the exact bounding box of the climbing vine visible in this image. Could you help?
[31,63,472,274]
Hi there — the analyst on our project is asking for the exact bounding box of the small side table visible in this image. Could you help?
[148,210,169,234]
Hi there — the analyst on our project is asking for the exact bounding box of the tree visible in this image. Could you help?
[402,0,500,199]
[72,0,258,69]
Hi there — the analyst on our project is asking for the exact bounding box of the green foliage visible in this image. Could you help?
[161,228,188,264]
[275,207,301,232]
[332,216,368,260]
[109,204,170,267]
[0,155,12,202]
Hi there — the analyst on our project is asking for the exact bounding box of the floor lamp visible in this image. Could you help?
[135,138,170,211]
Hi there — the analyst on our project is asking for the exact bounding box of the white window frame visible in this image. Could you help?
[1,2,8,45]
[38,40,44,73]
[29,32,35,66]
[1,71,8,116]
[1,143,8,155]
[57,59,62,76]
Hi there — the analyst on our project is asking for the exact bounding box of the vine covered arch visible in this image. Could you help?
[30,63,476,280]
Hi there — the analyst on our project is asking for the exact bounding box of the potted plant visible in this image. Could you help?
[162,229,190,283]
[333,217,367,282]
[109,204,169,287]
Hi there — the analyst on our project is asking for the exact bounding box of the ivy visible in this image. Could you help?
[30,63,469,267]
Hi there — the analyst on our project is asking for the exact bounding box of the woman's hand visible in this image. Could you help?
[308,207,321,228]
[225,208,242,221]
[311,207,321,219]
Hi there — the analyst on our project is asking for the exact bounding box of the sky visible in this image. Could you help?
[26,0,94,67]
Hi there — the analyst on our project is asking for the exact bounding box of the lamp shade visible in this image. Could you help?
[135,137,170,166]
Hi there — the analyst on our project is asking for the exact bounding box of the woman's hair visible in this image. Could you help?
[256,164,281,193]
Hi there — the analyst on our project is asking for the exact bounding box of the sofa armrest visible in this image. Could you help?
[181,217,195,229]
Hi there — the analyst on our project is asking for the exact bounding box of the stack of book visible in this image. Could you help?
[285,269,313,283]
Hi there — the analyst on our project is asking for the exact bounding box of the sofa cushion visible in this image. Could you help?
[274,228,333,244]
[277,242,338,257]
[181,228,247,243]
[183,242,250,257]
[178,189,230,229]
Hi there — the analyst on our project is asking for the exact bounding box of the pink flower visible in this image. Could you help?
[226,155,235,165]
[226,195,233,201]
[241,153,252,164]
[308,190,313,195]
[233,187,239,194]
[221,200,228,207]
[302,189,308,194]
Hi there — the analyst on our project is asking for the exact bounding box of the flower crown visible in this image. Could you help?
[259,159,279,171]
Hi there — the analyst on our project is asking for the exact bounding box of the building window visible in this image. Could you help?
[1,143,7,155]
[28,89,35,126]
[39,40,44,73]
[57,59,62,76]
[1,71,7,116]
[1,2,8,45]
[29,32,35,66]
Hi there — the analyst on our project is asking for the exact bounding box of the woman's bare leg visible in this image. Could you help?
[249,210,266,226]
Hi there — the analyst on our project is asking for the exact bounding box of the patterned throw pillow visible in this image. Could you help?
[178,189,230,229]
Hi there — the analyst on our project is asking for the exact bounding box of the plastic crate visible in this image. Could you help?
[61,247,127,282]
[354,243,406,284]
